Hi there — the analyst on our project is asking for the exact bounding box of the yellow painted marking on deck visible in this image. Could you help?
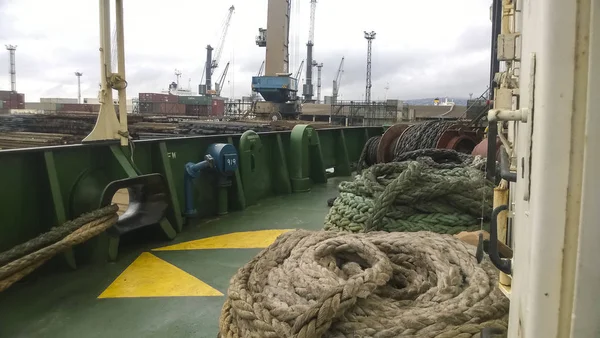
[152,229,293,251]
[98,252,223,298]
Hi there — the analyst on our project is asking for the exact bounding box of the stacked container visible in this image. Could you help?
[211,98,225,118]
[0,91,25,110]
[139,93,185,115]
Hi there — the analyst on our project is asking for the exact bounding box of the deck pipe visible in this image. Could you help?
[184,157,213,218]
[499,145,517,182]
[486,0,502,182]
[488,205,512,275]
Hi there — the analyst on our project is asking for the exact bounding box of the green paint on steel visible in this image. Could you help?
[0,179,345,338]
[0,127,381,265]
[156,142,184,233]
[44,151,77,269]
[288,125,327,192]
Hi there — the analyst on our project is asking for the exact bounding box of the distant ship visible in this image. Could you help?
[433,97,455,106]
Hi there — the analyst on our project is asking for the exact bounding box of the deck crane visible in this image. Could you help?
[332,57,344,103]
[202,5,235,95]
[302,0,317,102]
[215,62,230,97]
[251,0,301,120]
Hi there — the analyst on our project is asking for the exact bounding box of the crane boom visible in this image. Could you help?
[332,57,344,103]
[211,5,235,75]
[295,60,304,80]
[257,60,265,76]
[216,62,230,96]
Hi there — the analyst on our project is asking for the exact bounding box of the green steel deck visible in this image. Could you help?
[0,177,346,338]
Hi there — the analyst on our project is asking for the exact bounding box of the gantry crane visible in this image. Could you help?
[202,5,235,94]
[302,0,317,102]
[332,57,344,103]
[251,0,300,120]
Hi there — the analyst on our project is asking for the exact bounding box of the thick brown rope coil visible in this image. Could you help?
[0,205,119,292]
[219,229,509,338]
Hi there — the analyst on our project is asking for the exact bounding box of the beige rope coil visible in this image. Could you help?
[0,205,119,292]
[219,229,509,338]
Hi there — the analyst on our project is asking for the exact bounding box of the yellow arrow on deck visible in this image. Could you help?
[98,229,294,298]
[152,229,293,251]
[98,252,223,298]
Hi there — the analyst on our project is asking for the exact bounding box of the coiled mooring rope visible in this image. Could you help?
[357,121,466,173]
[356,136,381,172]
[393,121,455,158]
[325,154,493,234]
[0,205,119,292]
[218,229,509,338]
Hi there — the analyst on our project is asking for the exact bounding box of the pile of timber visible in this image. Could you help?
[0,132,80,149]
[0,113,334,148]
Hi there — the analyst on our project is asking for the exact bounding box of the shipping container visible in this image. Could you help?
[0,91,13,100]
[211,99,225,118]
[139,93,178,103]
[40,97,76,104]
[178,95,211,105]
[59,103,101,112]
[185,104,209,116]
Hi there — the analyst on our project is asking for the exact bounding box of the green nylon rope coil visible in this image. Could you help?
[325,158,493,234]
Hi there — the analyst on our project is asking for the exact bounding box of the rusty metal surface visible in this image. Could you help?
[376,123,409,163]
[471,137,502,158]
[436,124,482,154]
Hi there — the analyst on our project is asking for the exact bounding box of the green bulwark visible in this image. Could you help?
[0,125,381,266]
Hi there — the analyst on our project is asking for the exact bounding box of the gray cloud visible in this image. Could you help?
[0,0,493,102]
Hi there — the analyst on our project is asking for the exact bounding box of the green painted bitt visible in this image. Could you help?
[238,130,266,206]
[289,125,327,192]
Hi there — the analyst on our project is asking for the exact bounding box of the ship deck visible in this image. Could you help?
[0,177,347,338]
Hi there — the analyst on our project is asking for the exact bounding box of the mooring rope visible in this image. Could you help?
[356,121,464,173]
[356,136,381,172]
[0,205,119,292]
[218,229,509,338]
[393,121,455,158]
[325,153,493,234]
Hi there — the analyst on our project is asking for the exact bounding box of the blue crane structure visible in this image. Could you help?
[252,0,301,120]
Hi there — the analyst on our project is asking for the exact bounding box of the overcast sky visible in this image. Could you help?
[0,0,492,102]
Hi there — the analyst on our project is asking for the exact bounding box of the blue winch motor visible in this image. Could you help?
[206,143,238,175]
[184,143,239,218]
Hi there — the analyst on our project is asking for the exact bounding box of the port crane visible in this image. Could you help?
[332,57,344,103]
[201,5,235,94]
[251,0,300,120]
[302,0,317,102]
